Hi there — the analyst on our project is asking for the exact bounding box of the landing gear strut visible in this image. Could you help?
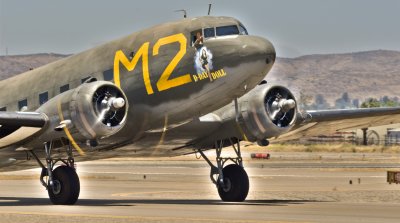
[29,140,80,205]
[197,138,249,202]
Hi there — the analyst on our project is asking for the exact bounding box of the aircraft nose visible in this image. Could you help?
[262,38,276,66]
[244,36,276,66]
[239,36,276,81]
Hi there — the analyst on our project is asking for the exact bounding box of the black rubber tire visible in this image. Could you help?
[217,164,249,202]
[48,166,80,205]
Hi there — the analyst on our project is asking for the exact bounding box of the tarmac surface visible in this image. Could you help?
[1,151,400,222]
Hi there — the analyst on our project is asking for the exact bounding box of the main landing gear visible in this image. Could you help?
[29,140,80,205]
[197,138,249,202]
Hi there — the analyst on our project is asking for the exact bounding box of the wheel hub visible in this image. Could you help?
[51,180,62,195]
[221,178,232,192]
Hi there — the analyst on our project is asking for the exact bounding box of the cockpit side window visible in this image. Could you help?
[239,24,248,35]
[216,25,240,36]
[191,29,203,46]
[203,27,215,38]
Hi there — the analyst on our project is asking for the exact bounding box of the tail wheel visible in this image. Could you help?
[218,164,249,202]
[48,166,80,205]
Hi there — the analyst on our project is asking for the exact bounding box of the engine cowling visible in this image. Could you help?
[243,85,296,139]
[36,81,128,142]
[215,84,297,142]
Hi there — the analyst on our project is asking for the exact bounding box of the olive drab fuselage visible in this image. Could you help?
[0,16,275,166]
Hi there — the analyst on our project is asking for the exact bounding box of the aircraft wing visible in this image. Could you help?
[0,112,47,148]
[277,107,400,141]
[177,83,400,148]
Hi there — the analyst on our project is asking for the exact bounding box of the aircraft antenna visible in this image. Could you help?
[175,9,187,18]
[208,4,212,15]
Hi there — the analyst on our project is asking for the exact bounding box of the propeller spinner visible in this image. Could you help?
[93,86,127,127]
[265,90,296,127]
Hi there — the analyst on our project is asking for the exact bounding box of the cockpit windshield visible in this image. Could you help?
[238,24,248,35]
[216,25,239,36]
[204,27,215,38]
[191,23,248,45]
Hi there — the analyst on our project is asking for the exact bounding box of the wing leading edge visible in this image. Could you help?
[0,112,48,148]
[279,107,400,141]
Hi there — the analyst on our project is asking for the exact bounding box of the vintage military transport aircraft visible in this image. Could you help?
[0,16,399,205]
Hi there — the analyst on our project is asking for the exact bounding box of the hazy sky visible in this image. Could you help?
[0,0,399,57]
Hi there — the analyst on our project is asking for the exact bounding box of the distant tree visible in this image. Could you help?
[335,92,352,109]
[382,96,399,107]
[298,92,313,110]
[349,95,399,109]
[352,99,360,108]
[342,92,350,103]
[315,94,325,105]
[335,98,344,109]
[381,96,390,104]
[384,100,398,107]
[311,94,330,109]
[361,98,382,108]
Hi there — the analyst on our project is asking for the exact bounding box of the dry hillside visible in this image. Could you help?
[0,53,67,80]
[268,50,400,105]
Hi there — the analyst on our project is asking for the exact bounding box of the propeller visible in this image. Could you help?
[92,86,126,127]
[265,89,296,128]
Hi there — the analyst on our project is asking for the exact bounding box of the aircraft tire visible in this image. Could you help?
[48,166,80,205]
[217,164,249,202]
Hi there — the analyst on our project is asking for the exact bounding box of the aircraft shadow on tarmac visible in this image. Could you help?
[0,197,326,207]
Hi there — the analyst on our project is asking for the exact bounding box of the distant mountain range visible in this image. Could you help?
[0,53,67,80]
[268,50,400,106]
[1,50,399,106]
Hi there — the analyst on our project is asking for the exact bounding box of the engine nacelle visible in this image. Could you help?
[36,81,128,142]
[216,84,297,142]
[241,85,296,140]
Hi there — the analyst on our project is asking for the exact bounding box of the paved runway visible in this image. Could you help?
[1,152,400,222]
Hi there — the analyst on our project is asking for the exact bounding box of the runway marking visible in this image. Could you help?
[0,210,303,223]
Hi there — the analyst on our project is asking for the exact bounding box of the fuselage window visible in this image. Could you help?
[18,99,27,111]
[204,27,215,38]
[60,84,69,93]
[238,24,248,35]
[0,107,6,111]
[103,69,114,81]
[39,92,49,105]
[216,25,240,36]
